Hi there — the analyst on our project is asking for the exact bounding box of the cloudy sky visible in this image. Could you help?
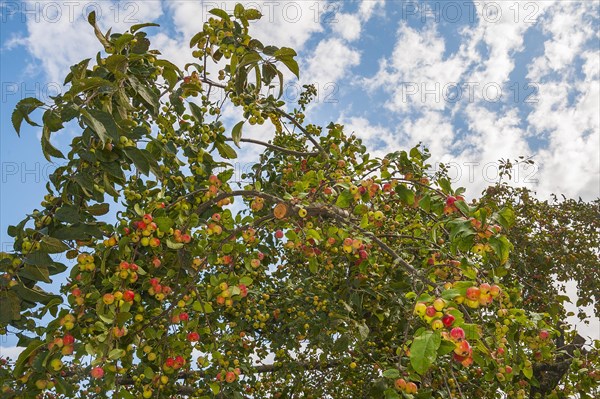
[1,0,598,352]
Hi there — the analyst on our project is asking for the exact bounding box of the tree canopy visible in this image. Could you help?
[1,5,599,399]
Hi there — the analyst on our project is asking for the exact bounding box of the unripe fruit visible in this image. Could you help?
[406,382,418,394]
[414,302,427,317]
[431,319,444,331]
[433,298,446,311]
[103,293,115,305]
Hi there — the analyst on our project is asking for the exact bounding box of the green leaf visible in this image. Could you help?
[419,194,431,212]
[335,190,353,208]
[496,207,515,229]
[108,348,126,360]
[41,125,65,161]
[209,8,230,21]
[189,102,204,122]
[128,76,159,113]
[208,382,221,395]
[55,205,81,223]
[410,330,441,375]
[238,52,262,68]
[382,369,400,379]
[357,322,369,341]
[40,236,69,254]
[231,121,244,148]
[154,217,174,232]
[489,236,513,265]
[19,264,51,283]
[12,97,44,135]
[278,56,299,78]
[14,339,45,377]
[441,289,461,300]
[396,185,415,205]
[86,203,110,216]
[438,340,456,356]
[0,292,21,324]
[81,109,119,144]
[523,365,533,379]
[216,141,237,159]
[166,239,184,250]
[124,147,150,176]
[130,22,160,34]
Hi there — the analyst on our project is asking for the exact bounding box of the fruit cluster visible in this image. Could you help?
[414,298,455,331]
[455,283,501,309]
[394,378,418,394]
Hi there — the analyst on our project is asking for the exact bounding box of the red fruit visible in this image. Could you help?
[425,306,436,317]
[71,288,81,297]
[382,183,392,192]
[142,214,153,224]
[239,284,248,297]
[90,366,104,379]
[446,196,457,206]
[179,312,189,322]
[479,283,491,294]
[181,234,191,243]
[175,356,185,366]
[539,330,549,340]
[450,327,465,342]
[62,334,75,345]
[187,332,200,342]
[358,250,368,259]
[442,314,455,328]
[505,366,513,374]
[137,221,147,230]
[466,286,481,300]
[123,290,135,302]
[149,278,160,286]
[454,340,472,357]
[130,263,139,271]
[225,371,236,383]
[406,382,418,394]
[165,358,175,368]
[275,230,284,239]
[152,258,161,268]
[358,186,366,195]
[394,378,407,390]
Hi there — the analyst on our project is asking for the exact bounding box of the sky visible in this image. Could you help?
[0,0,598,354]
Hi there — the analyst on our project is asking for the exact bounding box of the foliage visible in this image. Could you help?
[1,5,598,399]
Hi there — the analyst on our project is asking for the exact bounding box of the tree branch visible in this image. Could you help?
[225,137,319,157]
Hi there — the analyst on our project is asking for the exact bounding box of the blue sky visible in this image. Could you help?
[1,0,599,351]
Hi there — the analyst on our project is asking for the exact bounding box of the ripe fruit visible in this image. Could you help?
[442,314,455,328]
[90,366,104,378]
[142,214,153,224]
[539,330,549,340]
[479,283,491,294]
[466,286,481,301]
[394,378,407,390]
[490,284,501,297]
[187,332,200,342]
[225,371,236,383]
[275,230,284,239]
[425,306,436,317]
[406,382,418,394]
[103,293,115,305]
[450,327,465,342]
[454,340,471,357]
[446,196,457,206]
[123,290,135,302]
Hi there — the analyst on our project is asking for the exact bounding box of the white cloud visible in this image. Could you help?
[331,13,362,42]
[17,1,163,83]
[303,38,360,86]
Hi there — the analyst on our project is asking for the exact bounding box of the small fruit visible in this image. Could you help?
[442,314,455,328]
[298,208,308,218]
[450,327,465,342]
[539,330,549,340]
[103,293,115,305]
[433,298,446,311]
[466,286,481,301]
[90,366,104,379]
[275,230,284,239]
[414,302,427,317]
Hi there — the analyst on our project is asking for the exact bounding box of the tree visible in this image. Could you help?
[1,5,598,398]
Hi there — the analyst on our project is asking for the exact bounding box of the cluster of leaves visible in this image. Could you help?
[1,4,598,399]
